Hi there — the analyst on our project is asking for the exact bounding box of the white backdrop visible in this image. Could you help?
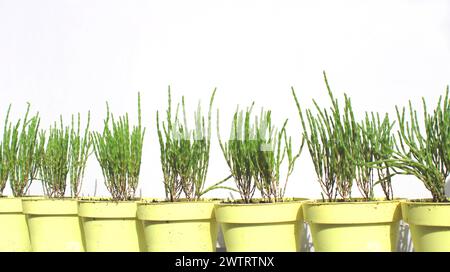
[0,0,449,200]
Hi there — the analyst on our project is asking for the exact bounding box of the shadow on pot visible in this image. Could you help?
[397,221,414,252]
[216,225,226,252]
[301,223,314,252]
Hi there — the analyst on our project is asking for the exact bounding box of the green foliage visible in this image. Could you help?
[292,73,356,201]
[0,105,16,195]
[218,103,302,203]
[393,87,450,202]
[356,113,395,200]
[40,117,70,197]
[157,87,228,201]
[292,72,395,201]
[92,93,145,201]
[39,113,91,198]
[217,104,257,203]
[9,103,42,197]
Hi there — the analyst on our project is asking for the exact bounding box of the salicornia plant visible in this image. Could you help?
[252,110,303,202]
[157,87,230,201]
[393,87,450,202]
[40,117,70,198]
[92,93,145,201]
[39,113,91,198]
[9,103,42,197]
[353,113,396,200]
[217,103,302,203]
[292,72,395,202]
[0,105,17,196]
[292,74,356,201]
[217,104,257,203]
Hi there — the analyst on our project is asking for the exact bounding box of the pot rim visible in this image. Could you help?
[304,197,404,206]
[138,198,221,205]
[78,197,141,204]
[401,198,450,205]
[22,197,79,215]
[22,197,78,202]
[216,197,308,206]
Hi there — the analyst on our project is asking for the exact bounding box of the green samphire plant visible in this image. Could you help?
[39,118,69,197]
[392,87,450,202]
[217,103,303,203]
[355,112,396,200]
[92,93,145,201]
[39,114,91,197]
[8,103,42,197]
[292,72,396,201]
[156,87,231,201]
[0,105,15,196]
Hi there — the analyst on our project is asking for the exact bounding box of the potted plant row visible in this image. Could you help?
[0,78,449,252]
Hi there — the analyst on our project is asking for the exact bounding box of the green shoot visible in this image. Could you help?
[69,112,92,197]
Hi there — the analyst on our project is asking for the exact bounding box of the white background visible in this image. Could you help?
[0,0,449,200]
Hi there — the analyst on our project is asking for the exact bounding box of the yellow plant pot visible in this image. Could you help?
[303,200,401,252]
[137,201,218,252]
[78,200,145,252]
[0,197,31,252]
[215,199,306,252]
[401,200,450,252]
[22,198,84,252]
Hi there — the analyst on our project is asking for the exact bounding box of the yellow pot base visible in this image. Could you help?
[215,200,305,252]
[0,198,31,252]
[138,201,218,252]
[304,200,402,252]
[79,201,145,252]
[402,201,450,252]
[23,198,84,252]
[309,222,400,252]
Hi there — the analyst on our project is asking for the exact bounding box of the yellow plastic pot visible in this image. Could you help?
[137,200,218,252]
[0,197,31,252]
[78,200,145,252]
[215,199,306,252]
[303,199,401,252]
[401,200,450,252]
[22,198,84,252]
